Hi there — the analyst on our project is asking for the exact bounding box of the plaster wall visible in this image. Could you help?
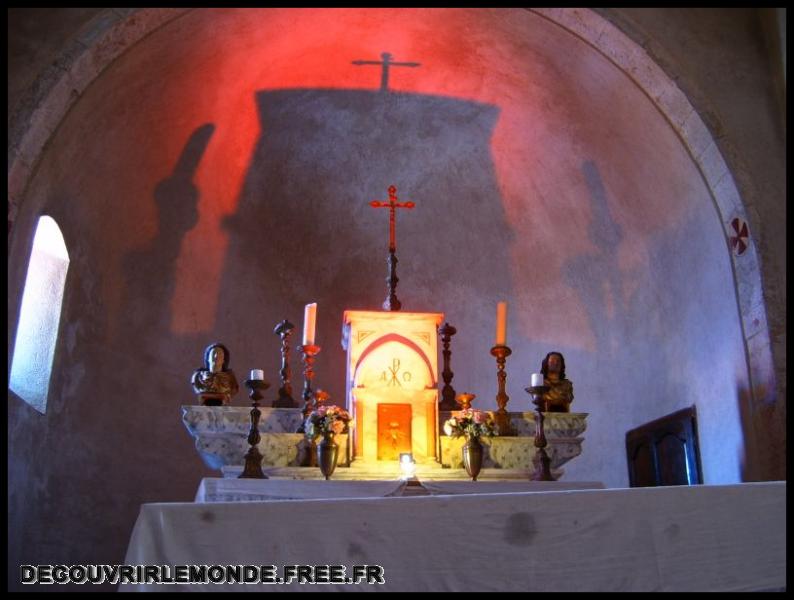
[600,7,786,481]
[7,7,782,587]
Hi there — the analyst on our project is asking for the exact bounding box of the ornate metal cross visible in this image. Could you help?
[369,185,415,252]
[369,185,415,311]
[352,52,420,92]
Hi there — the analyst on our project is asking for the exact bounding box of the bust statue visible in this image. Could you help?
[541,351,574,412]
[191,342,239,406]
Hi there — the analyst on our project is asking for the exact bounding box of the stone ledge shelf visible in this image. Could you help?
[182,405,349,471]
[509,411,588,438]
[182,405,304,435]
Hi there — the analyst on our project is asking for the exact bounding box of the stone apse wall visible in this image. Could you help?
[8,8,783,584]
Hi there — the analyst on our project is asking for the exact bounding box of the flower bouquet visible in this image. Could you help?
[443,408,496,481]
[443,408,496,440]
[303,404,351,480]
[303,404,352,441]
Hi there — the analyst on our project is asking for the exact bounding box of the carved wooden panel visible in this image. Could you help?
[629,441,657,487]
[626,406,702,487]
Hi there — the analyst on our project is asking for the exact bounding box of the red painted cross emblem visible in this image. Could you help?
[729,217,749,256]
[370,185,415,252]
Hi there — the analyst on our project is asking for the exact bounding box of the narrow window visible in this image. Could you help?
[9,216,70,413]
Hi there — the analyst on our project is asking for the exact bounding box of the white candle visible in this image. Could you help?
[302,302,317,346]
[251,369,264,381]
[495,301,507,346]
[531,372,544,387]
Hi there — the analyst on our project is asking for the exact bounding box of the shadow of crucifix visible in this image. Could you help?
[352,52,421,92]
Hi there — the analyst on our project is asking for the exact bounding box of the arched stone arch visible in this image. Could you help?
[353,332,437,389]
[8,8,191,230]
[7,7,775,430]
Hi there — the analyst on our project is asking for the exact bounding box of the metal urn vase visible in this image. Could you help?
[462,437,483,481]
[317,434,339,480]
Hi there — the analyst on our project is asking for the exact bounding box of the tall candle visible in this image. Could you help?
[302,302,317,346]
[495,301,508,346]
[251,369,264,381]
[531,372,544,388]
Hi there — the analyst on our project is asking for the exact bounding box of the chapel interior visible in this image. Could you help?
[7,7,786,592]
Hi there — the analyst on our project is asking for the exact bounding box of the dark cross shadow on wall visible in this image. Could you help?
[352,52,420,92]
[216,86,513,404]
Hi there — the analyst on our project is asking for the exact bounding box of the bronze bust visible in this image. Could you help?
[191,342,239,406]
[540,351,574,412]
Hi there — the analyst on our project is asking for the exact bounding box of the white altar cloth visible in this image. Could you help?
[195,478,407,502]
[122,481,785,592]
[419,480,605,495]
[195,477,606,502]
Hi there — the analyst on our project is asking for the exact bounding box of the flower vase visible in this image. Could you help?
[317,434,339,480]
[462,437,483,481]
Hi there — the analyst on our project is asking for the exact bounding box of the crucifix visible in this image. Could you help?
[370,185,415,311]
[352,52,421,92]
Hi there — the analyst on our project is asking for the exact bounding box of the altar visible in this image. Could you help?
[158,171,786,591]
[180,174,592,479]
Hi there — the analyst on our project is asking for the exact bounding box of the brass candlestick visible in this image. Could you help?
[384,250,402,311]
[438,322,458,411]
[456,393,475,411]
[526,385,554,481]
[296,344,321,433]
[239,378,271,479]
[273,319,297,408]
[490,345,516,436]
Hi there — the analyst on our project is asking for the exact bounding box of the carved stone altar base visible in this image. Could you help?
[182,405,349,471]
[439,411,588,478]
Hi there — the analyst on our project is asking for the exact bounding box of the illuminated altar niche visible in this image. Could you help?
[342,311,443,463]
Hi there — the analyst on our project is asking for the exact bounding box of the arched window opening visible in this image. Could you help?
[9,216,70,413]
